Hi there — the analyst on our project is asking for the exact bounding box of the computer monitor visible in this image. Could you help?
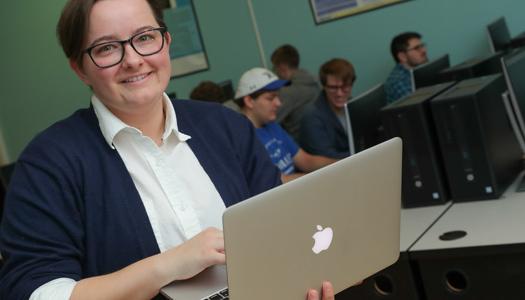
[487,17,525,53]
[410,54,450,91]
[439,52,504,82]
[502,91,525,153]
[217,80,235,101]
[344,84,387,155]
[487,17,512,53]
[501,49,525,153]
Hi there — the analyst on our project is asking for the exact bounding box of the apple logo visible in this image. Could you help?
[312,225,333,254]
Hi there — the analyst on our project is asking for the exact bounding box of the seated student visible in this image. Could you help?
[189,81,227,103]
[271,44,320,141]
[299,58,355,159]
[384,31,429,104]
[0,0,335,299]
[235,68,337,183]
[189,81,241,113]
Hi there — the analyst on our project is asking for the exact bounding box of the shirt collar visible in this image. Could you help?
[397,63,411,72]
[91,94,191,149]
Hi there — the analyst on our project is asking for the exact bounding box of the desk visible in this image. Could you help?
[337,202,452,299]
[400,202,453,252]
[410,174,525,299]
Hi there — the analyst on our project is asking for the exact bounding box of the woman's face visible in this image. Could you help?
[71,0,172,119]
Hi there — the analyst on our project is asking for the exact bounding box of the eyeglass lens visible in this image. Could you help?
[406,43,426,52]
[326,85,351,92]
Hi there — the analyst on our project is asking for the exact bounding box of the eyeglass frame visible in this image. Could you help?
[82,27,168,69]
[324,84,352,93]
[404,42,427,52]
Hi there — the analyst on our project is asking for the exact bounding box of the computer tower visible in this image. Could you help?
[430,74,522,201]
[439,52,504,82]
[380,82,456,208]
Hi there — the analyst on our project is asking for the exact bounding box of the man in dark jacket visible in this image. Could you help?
[299,58,356,159]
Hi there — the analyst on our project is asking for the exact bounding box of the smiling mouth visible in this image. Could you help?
[122,72,151,83]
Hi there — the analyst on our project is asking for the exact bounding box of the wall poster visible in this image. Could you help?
[310,0,411,24]
[160,0,209,77]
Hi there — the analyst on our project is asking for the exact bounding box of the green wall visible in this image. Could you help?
[250,0,525,94]
[1,0,524,160]
[0,1,90,162]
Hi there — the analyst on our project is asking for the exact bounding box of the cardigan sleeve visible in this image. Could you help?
[220,107,282,199]
[0,137,85,300]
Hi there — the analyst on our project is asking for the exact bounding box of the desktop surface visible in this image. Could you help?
[410,171,525,252]
[400,202,452,252]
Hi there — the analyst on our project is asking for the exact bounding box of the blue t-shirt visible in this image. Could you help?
[256,122,300,174]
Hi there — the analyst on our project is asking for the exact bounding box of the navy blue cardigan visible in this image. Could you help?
[0,100,281,299]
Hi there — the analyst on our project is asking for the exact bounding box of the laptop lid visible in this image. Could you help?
[161,137,402,299]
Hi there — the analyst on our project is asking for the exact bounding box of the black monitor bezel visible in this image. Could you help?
[344,83,387,155]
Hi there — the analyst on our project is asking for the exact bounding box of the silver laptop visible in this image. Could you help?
[161,137,402,300]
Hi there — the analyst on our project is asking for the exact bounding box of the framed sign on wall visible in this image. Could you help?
[161,0,209,77]
[310,0,412,24]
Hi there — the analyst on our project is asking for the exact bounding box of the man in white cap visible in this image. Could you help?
[235,67,337,182]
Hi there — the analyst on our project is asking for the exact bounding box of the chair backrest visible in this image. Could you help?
[0,162,16,221]
[0,163,15,187]
[0,178,5,220]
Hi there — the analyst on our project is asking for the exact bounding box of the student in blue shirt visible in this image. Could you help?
[0,0,336,299]
[235,68,337,183]
[384,32,429,104]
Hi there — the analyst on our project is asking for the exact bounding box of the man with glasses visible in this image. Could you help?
[384,32,429,104]
[299,58,356,159]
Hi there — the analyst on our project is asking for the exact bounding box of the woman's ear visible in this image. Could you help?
[165,31,172,47]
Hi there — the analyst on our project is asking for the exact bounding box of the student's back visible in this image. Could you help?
[277,69,320,141]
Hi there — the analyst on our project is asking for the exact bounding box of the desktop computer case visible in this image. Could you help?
[430,74,522,202]
[439,52,504,82]
[381,83,455,208]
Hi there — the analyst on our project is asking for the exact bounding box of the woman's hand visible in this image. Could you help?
[306,281,335,300]
[162,227,225,281]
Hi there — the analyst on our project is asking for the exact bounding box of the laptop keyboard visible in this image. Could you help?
[202,288,229,300]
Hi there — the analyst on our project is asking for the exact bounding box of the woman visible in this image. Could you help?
[0,0,335,299]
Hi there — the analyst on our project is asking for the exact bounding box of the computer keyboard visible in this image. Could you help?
[516,176,525,192]
[202,287,229,300]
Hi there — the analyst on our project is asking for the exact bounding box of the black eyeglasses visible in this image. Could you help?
[325,84,352,93]
[83,27,167,68]
[404,43,426,52]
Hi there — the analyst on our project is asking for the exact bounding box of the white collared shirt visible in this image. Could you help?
[30,94,225,300]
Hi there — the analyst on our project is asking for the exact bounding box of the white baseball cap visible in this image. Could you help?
[234,67,289,99]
